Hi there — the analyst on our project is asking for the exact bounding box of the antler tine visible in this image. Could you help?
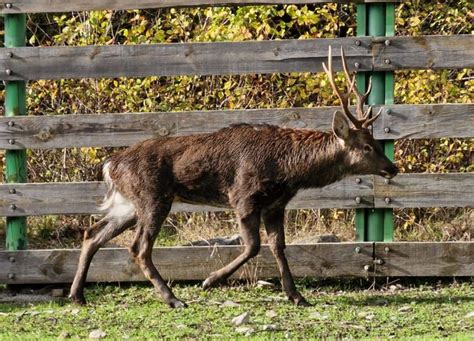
[362,106,383,128]
[323,46,362,129]
[353,75,373,119]
[340,47,356,95]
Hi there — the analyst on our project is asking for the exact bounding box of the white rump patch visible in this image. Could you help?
[99,162,136,221]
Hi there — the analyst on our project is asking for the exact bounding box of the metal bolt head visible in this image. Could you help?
[355,40,361,46]
[5,69,12,76]
[384,178,390,185]
[384,247,390,253]
[354,62,360,69]
[10,204,16,210]
[158,127,169,137]
[384,127,391,133]
[8,139,15,145]
[355,197,362,204]
[384,197,391,204]
[7,121,15,127]
[9,256,15,262]
[384,59,391,65]
[386,109,392,115]
[6,52,13,58]
[355,247,361,254]
[384,39,391,46]
[355,178,361,184]
[374,259,384,265]
[5,3,12,9]
[8,273,15,279]
[9,188,16,194]
[363,265,370,271]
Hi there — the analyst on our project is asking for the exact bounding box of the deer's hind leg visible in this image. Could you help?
[202,206,261,290]
[129,199,187,308]
[70,213,136,305]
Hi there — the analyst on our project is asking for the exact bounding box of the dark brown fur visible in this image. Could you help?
[70,123,398,308]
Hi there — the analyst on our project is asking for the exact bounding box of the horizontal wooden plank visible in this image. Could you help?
[0,37,373,80]
[2,242,473,284]
[0,173,472,217]
[1,35,472,81]
[374,35,474,71]
[374,173,474,208]
[0,104,471,150]
[0,176,374,216]
[0,0,402,14]
[372,104,474,140]
[0,243,374,284]
[373,242,474,277]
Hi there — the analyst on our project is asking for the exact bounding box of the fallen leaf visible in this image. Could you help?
[266,310,277,318]
[398,306,412,313]
[221,301,240,308]
[89,329,106,339]
[232,312,250,326]
[464,311,474,319]
[235,326,254,335]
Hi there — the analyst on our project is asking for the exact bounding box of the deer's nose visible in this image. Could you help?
[380,164,398,179]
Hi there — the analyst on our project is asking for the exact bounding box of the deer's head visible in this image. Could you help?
[323,46,398,179]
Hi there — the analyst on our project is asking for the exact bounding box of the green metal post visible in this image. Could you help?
[356,4,395,242]
[4,14,28,250]
[355,4,367,241]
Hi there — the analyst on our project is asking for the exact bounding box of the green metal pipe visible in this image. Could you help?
[366,4,386,242]
[4,14,28,250]
[356,3,395,242]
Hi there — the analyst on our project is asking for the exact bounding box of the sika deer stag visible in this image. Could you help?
[70,46,398,308]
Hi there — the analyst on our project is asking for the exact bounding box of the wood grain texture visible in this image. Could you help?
[374,35,474,71]
[2,35,471,81]
[374,173,474,208]
[0,0,401,14]
[0,243,374,284]
[373,242,474,277]
[371,104,474,140]
[0,37,373,80]
[0,176,374,216]
[0,104,471,150]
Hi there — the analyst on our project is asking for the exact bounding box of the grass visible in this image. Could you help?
[0,280,473,340]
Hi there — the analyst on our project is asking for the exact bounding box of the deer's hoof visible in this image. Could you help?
[169,298,188,309]
[292,296,312,307]
[69,293,87,305]
[202,273,220,290]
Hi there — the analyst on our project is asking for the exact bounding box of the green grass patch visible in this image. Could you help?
[0,281,473,339]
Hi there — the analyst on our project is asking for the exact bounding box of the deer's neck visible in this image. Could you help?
[283,130,350,188]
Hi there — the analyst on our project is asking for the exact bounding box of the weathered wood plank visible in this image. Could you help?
[374,173,474,208]
[0,243,374,284]
[374,35,474,71]
[1,35,471,81]
[0,176,374,216]
[0,0,402,14]
[0,37,373,80]
[373,242,474,277]
[0,104,471,150]
[371,104,474,140]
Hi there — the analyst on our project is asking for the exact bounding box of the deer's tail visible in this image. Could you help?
[98,161,136,221]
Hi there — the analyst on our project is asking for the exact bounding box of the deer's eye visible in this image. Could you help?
[363,144,373,153]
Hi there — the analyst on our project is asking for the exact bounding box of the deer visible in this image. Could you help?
[69,46,398,308]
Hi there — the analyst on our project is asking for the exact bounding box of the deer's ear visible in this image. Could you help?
[332,110,350,141]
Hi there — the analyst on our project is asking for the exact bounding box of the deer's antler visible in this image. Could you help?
[323,46,382,129]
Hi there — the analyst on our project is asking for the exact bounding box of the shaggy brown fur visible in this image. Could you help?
[70,120,398,308]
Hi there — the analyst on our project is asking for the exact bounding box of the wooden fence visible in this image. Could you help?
[0,0,473,284]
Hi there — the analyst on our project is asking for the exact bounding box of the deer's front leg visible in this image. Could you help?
[203,210,261,289]
[263,208,311,307]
